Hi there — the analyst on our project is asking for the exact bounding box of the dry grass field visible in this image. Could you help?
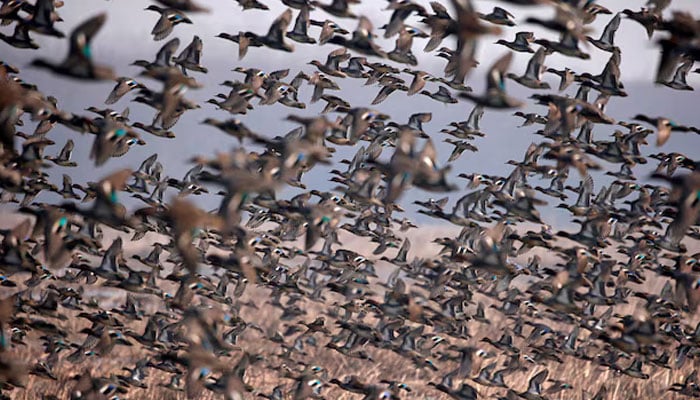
[5,284,700,400]
[1,221,698,400]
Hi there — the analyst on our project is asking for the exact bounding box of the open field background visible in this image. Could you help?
[0,215,698,400]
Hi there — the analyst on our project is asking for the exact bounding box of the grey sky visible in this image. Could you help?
[1,0,698,226]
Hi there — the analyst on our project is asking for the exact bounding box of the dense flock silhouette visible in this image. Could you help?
[0,0,699,399]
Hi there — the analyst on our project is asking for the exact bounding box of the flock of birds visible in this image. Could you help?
[0,0,699,399]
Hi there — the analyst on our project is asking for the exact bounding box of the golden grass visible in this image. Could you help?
[1,218,699,400]
[4,291,697,400]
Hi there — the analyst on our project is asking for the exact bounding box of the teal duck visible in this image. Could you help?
[146,5,192,41]
[31,13,115,80]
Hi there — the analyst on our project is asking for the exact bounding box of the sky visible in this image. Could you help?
[1,0,699,228]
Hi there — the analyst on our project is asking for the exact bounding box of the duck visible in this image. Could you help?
[24,0,65,38]
[496,31,535,53]
[586,12,621,52]
[478,6,516,26]
[327,16,386,58]
[174,35,208,74]
[450,0,502,83]
[662,58,695,91]
[131,37,181,70]
[383,0,427,38]
[420,85,458,104]
[506,47,551,90]
[311,0,358,19]
[0,22,39,49]
[387,26,427,66]
[105,77,145,105]
[545,67,575,91]
[240,8,295,55]
[31,13,116,80]
[145,5,192,41]
[287,6,317,44]
[460,52,524,109]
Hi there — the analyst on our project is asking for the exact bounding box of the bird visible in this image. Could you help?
[383,0,427,38]
[496,31,536,53]
[146,5,192,41]
[327,16,386,58]
[387,26,427,66]
[478,6,516,26]
[287,6,317,44]
[545,67,575,91]
[634,114,700,146]
[420,86,458,104]
[586,12,621,52]
[506,47,551,89]
[506,369,550,400]
[46,139,77,167]
[89,119,142,166]
[155,0,210,12]
[174,35,208,74]
[460,52,524,108]
[0,22,40,49]
[652,170,700,253]
[236,0,270,10]
[105,77,145,104]
[449,0,502,84]
[23,0,65,38]
[622,7,660,39]
[131,37,181,70]
[240,8,295,56]
[662,58,695,91]
[30,13,116,80]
